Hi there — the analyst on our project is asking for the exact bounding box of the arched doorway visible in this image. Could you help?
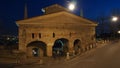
[27,41,47,58]
[53,38,69,57]
[73,39,81,55]
[32,48,39,57]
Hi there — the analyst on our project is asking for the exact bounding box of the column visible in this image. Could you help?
[68,40,74,55]
[47,44,53,57]
[19,28,26,52]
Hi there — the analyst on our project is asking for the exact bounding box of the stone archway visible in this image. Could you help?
[52,38,69,57]
[27,41,47,58]
[73,39,81,55]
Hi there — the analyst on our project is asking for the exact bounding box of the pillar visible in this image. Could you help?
[47,44,53,57]
[68,40,74,54]
[18,27,27,52]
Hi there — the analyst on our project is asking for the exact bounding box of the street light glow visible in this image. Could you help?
[68,3,75,11]
[118,31,120,34]
[112,16,118,22]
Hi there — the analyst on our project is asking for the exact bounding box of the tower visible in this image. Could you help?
[24,3,28,19]
[80,9,83,17]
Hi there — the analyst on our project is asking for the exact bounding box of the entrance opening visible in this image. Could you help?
[74,39,81,55]
[53,38,69,57]
[32,48,39,57]
[27,41,46,57]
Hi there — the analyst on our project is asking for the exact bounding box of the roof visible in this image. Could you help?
[43,4,69,14]
[16,4,97,26]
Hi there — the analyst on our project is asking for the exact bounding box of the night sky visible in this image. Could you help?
[0,0,120,35]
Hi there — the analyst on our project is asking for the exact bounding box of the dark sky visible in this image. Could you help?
[0,0,120,35]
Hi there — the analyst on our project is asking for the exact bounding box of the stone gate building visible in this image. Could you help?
[16,4,97,59]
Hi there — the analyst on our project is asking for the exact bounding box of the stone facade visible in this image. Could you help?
[16,4,97,58]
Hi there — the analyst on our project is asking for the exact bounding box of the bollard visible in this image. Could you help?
[87,46,89,50]
[66,52,70,60]
[73,50,75,56]
[90,45,93,49]
[39,59,43,64]
[78,49,81,54]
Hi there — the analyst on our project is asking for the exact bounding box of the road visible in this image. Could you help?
[2,41,120,68]
[62,41,120,68]
[45,41,120,68]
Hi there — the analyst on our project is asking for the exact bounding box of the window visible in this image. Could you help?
[69,32,71,37]
[32,33,34,39]
[39,33,41,38]
[53,33,55,38]
[91,35,95,40]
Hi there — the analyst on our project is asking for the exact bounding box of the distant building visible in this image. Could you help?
[16,4,97,59]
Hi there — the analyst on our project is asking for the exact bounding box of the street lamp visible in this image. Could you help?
[118,30,120,34]
[112,16,118,22]
[111,16,119,39]
[117,30,120,39]
[68,3,75,11]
